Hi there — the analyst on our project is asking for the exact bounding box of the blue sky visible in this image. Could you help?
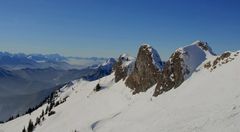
[0,0,240,59]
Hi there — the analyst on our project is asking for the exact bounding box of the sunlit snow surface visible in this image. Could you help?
[1,51,240,132]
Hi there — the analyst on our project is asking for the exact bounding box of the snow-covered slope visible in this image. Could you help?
[1,50,240,132]
[175,40,215,79]
[0,59,116,122]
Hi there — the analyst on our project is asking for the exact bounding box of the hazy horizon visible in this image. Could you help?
[0,0,240,59]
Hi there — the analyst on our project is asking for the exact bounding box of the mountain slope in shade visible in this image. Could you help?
[0,58,116,122]
[1,47,240,131]
[83,58,116,81]
[0,52,108,70]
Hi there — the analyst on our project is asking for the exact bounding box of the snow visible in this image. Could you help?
[150,48,163,70]
[176,40,215,79]
[119,53,135,74]
[202,51,240,72]
[99,58,115,67]
[142,44,163,70]
[36,60,46,63]
[1,51,240,132]
[192,40,215,57]
[119,54,135,66]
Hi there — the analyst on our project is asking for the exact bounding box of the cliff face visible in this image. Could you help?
[153,51,185,96]
[153,41,215,96]
[114,41,215,96]
[125,45,163,94]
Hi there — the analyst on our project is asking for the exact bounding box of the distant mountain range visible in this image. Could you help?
[0,52,108,70]
[0,52,116,121]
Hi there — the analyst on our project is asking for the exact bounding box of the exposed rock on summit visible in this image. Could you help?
[125,44,163,94]
[204,51,239,72]
[153,51,185,96]
[113,54,135,82]
[113,41,216,97]
[153,41,215,96]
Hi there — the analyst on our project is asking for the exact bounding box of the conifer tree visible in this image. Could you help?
[45,106,49,114]
[40,110,44,118]
[22,126,26,132]
[27,119,34,132]
[35,117,41,126]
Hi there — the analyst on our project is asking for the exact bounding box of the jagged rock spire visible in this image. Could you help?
[125,44,163,94]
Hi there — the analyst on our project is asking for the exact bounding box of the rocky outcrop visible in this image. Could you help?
[125,44,163,94]
[113,54,135,82]
[153,41,215,96]
[113,41,215,96]
[153,51,185,96]
[204,51,239,72]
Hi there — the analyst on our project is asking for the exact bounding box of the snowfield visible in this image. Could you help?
[1,51,240,132]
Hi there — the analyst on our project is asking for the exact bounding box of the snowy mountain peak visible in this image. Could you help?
[174,41,216,78]
[192,40,204,45]
[153,41,216,96]
[125,45,162,94]
[140,43,151,49]
[139,44,163,70]
[179,40,216,57]
[100,58,116,67]
[82,58,116,81]
[114,54,135,82]
[119,53,135,63]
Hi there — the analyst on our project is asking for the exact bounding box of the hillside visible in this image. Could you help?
[1,42,240,132]
[0,58,116,122]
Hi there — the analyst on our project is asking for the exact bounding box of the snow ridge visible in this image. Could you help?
[176,40,215,79]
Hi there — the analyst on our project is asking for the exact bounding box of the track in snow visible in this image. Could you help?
[91,112,121,132]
